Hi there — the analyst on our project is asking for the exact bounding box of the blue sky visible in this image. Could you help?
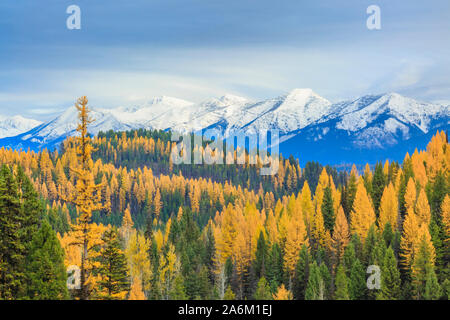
[0,0,449,120]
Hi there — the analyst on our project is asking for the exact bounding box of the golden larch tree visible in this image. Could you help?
[399,209,420,271]
[350,181,376,242]
[68,96,105,300]
[331,206,350,263]
[378,183,399,232]
[415,189,431,227]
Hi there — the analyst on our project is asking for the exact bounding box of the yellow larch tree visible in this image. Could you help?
[126,230,152,293]
[300,182,314,229]
[350,181,376,242]
[331,206,350,263]
[378,183,399,232]
[153,188,162,220]
[273,284,293,300]
[129,277,146,300]
[415,189,431,227]
[68,97,106,300]
[442,195,450,239]
[404,178,417,213]
[399,209,420,271]
[283,213,308,286]
[120,205,134,244]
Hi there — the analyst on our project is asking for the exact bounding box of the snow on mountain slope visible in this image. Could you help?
[172,94,252,132]
[217,89,332,135]
[108,96,194,129]
[278,93,449,165]
[0,115,42,138]
[15,97,195,147]
[0,89,448,166]
[331,93,447,133]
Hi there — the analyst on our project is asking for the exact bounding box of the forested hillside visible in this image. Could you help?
[0,97,448,300]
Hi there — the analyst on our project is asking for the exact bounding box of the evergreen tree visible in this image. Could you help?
[266,243,283,293]
[254,277,272,300]
[371,162,386,216]
[293,244,310,299]
[348,259,366,300]
[95,228,130,300]
[377,247,401,300]
[25,220,68,300]
[321,186,335,232]
[423,268,442,300]
[170,274,188,300]
[411,235,436,299]
[305,261,324,300]
[334,264,349,300]
[0,165,26,299]
[254,231,267,280]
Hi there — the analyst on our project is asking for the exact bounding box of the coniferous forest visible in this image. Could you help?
[0,96,448,300]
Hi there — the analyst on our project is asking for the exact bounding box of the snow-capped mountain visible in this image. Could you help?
[280,93,449,165]
[0,90,448,165]
[0,115,42,139]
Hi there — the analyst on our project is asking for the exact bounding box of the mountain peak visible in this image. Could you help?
[0,114,42,139]
[218,94,249,104]
[147,96,193,107]
[286,88,314,97]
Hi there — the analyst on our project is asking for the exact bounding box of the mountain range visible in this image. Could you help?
[0,89,448,166]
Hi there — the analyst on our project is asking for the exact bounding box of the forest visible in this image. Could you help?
[0,96,448,300]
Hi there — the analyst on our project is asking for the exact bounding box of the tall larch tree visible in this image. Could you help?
[283,214,308,289]
[400,209,420,271]
[350,180,376,243]
[69,96,105,300]
[331,206,350,264]
[378,183,399,233]
[415,189,431,227]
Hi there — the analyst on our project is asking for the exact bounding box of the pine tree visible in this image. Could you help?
[254,231,267,280]
[376,247,401,300]
[170,274,187,299]
[95,228,130,300]
[342,168,357,217]
[305,261,324,300]
[321,186,335,232]
[348,259,366,300]
[254,277,272,300]
[294,244,310,299]
[423,268,442,300]
[0,165,26,299]
[25,220,68,299]
[334,264,349,300]
[371,161,386,216]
